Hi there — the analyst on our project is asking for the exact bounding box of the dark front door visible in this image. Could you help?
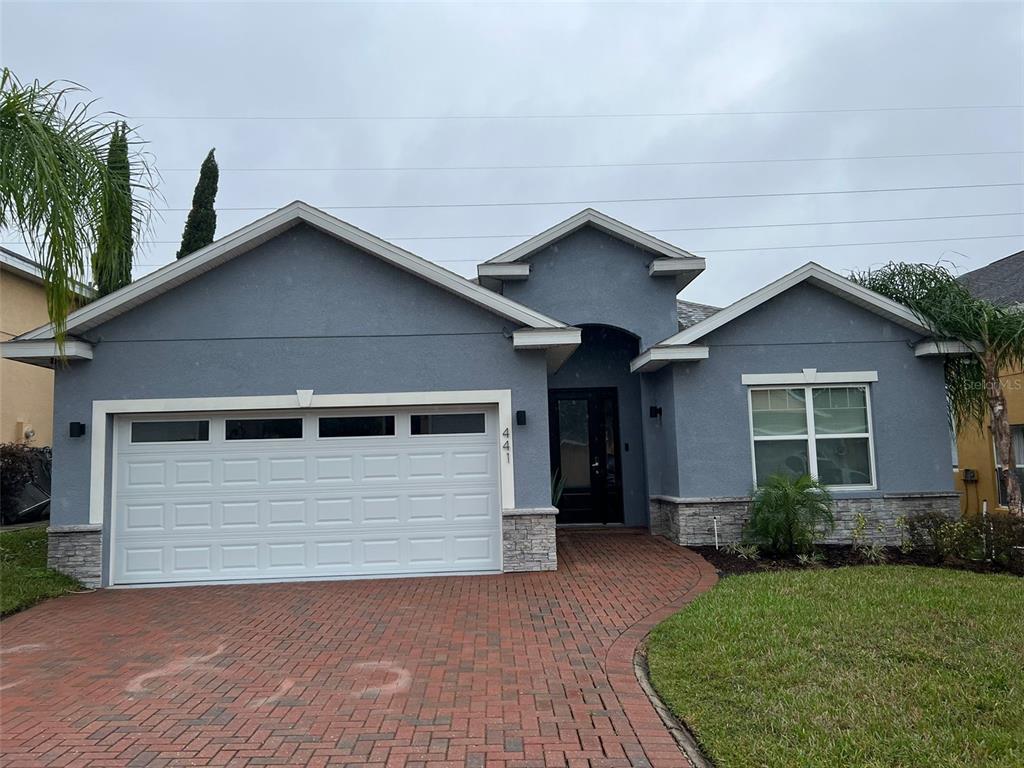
[548,388,624,525]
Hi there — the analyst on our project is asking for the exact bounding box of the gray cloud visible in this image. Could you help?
[3,0,1021,306]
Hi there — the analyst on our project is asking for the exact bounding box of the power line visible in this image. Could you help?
[8,211,1018,249]
[147,182,1024,213]
[111,232,1021,267]
[156,149,1024,173]
[131,104,1023,121]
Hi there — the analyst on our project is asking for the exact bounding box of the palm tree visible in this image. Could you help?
[0,69,154,345]
[854,262,1024,514]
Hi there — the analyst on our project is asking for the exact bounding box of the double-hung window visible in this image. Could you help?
[749,384,875,489]
[996,426,1024,507]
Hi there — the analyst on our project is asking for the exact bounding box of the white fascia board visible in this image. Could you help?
[1,339,94,367]
[914,340,975,357]
[741,369,879,386]
[513,327,582,373]
[648,258,707,277]
[629,345,710,373]
[660,262,931,346]
[512,327,582,349]
[476,263,531,281]
[484,208,703,265]
[19,201,566,341]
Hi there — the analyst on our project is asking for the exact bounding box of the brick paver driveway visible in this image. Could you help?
[1,530,715,768]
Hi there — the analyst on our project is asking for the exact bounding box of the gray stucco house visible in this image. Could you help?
[3,202,958,587]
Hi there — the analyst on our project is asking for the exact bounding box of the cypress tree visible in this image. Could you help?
[93,122,133,296]
[176,148,218,259]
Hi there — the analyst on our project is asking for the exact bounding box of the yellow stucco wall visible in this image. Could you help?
[0,267,54,446]
[954,368,1024,515]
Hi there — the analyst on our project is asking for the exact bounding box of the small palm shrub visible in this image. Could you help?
[744,474,834,557]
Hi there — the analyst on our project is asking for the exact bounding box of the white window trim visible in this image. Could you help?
[747,383,878,492]
[90,389,515,525]
[741,369,878,386]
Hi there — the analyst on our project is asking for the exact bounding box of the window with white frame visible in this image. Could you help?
[996,426,1024,507]
[749,385,875,489]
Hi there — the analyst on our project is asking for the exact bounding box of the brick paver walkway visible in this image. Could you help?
[1,530,715,768]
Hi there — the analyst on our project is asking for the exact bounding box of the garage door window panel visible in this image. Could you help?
[319,415,395,439]
[131,420,210,444]
[226,418,303,440]
[411,413,486,436]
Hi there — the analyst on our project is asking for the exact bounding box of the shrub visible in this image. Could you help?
[744,474,834,557]
[907,511,1024,574]
[0,443,37,519]
[722,542,761,561]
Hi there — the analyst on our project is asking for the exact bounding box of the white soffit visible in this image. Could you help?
[629,345,710,373]
[17,201,568,342]
[1,339,94,367]
[914,340,975,357]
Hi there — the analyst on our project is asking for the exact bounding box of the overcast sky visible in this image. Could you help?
[2,0,1022,306]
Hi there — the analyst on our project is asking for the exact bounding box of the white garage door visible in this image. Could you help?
[111,406,502,585]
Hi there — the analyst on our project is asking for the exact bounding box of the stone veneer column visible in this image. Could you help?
[502,508,558,572]
[47,525,102,587]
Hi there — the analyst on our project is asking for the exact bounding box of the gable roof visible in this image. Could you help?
[958,250,1024,306]
[483,208,704,265]
[660,262,932,346]
[16,201,568,342]
[0,247,95,297]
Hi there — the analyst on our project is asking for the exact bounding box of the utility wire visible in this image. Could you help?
[111,232,1022,267]
[7,211,1019,249]
[157,150,1024,172]
[131,104,1024,120]
[146,182,1024,213]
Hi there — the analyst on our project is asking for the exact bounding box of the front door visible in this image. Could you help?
[548,388,624,525]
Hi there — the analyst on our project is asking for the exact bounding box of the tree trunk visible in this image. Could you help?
[985,355,1022,515]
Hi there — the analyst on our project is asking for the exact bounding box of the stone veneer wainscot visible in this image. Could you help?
[650,492,961,547]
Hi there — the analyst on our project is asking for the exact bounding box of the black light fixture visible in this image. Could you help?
[649,406,662,419]
[69,421,87,438]
[516,410,527,426]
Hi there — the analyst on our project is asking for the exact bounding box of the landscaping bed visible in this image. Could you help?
[647,566,1024,768]
[0,525,80,616]
[693,543,1019,577]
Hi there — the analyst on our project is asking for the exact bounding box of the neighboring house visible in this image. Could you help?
[2,203,958,588]
[954,250,1024,514]
[0,248,94,447]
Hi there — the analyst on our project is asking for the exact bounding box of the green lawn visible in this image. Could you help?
[647,567,1024,768]
[0,525,80,616]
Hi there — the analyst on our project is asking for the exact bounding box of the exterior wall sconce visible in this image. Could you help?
[649,406,662,419]
[69,422,87,438]
[516,410,527,426]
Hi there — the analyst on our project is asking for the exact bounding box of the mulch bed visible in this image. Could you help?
[691,544,1016,577]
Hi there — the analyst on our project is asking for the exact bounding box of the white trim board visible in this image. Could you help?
[18,201,568,342]
[1,339,93,365]
[630,345,710,373]
[660,262,932,347]
[914,340,975,357]
[88,389,517,526]
[741,369,878,385]
[482,208,705,265]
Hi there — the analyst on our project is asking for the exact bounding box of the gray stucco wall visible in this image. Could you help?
[548,326,647,526]
[666,282,953,498]
[642,366,678,498]
[50,224,552,528]
[500,226,680,348]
